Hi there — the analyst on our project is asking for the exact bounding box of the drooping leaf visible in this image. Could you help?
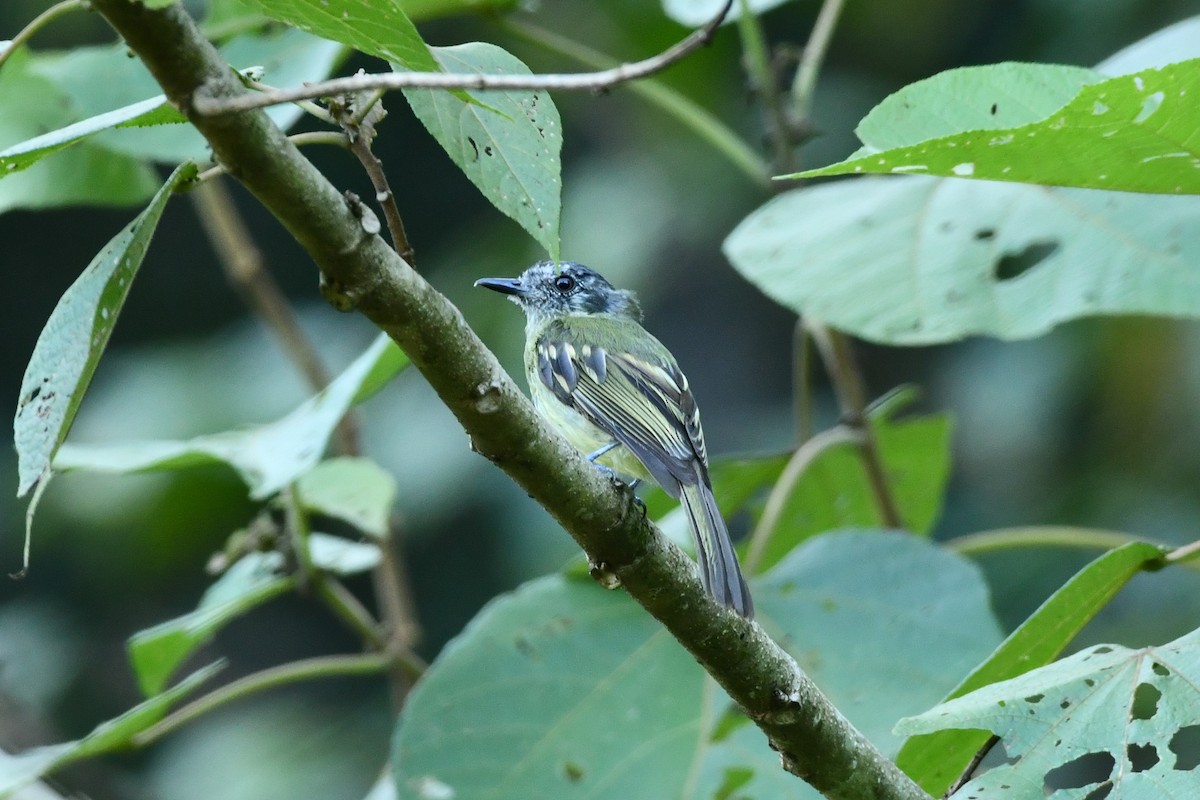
[14,163,196,497]
[393,531,1001,799]
[243,0,439,71]
[53,335,408,499]
[128,554,292,697]
[308,532,382,575]
[795,60,1200,195]
[0,663,222,799]
[897,541,1168,795]
[896,627,1200,798]
[296,458,397,538]
[403,44,563,259]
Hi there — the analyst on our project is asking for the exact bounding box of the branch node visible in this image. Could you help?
[588,559,622,590]
[319,274,357,312]
[472,379,504,415]
[343,190,382,236]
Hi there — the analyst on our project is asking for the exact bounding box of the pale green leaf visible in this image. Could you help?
[897,541,1167,795]
[53,336,408,499]
[128,554,291,696]
[14,164,196,497]
[724,175,1200,344]
[403,43,563,259]
[393,531,1001,799]
[796,60,1200,194]
[662,0,784,27]
[308,532,382,575]
[296,458,397,538]
[896,627,1200,798]
[0,663,221,799]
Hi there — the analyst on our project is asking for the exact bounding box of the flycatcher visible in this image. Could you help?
[476,261,754,618]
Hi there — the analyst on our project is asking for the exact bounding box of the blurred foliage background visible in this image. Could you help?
[2,0,1200,797]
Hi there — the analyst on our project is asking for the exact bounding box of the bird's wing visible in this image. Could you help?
[534,330,707,493]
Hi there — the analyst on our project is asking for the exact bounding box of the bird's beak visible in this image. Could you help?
[474,276,526,296]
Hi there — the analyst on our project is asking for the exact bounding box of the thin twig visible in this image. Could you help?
[791,0,847,121]
[735,0,794,172]
[195,131,348,182]
[330,91,415,265]
[193,0,735,116]
[806,320,903,529]
[943,735,998,798]
[502,18,770,187]
[190,177,361,455]
[744,426,860,573]
[315,574,387,649]
[792,319,813,443]
[131,653,395,747]
[0,0,88,72]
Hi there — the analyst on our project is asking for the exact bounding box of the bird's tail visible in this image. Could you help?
[680,481,754,618]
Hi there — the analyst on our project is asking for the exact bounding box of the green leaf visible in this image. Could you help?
[403,43,563,259]
[128,554,292,696]
[662,0,784,26]
[308,532,382,575]
[896,541,1167,795]
[52,335,408,499]
[895,627,1200,798]
[14,163,196,497]
[243,0,438,71]
[29,28,345,164]
[393,531,1001,799]
[296,458,397,538]
[724,174,1200,345]
[796,60,1200,195]
[0,662,221,798]
[0,50,159,212]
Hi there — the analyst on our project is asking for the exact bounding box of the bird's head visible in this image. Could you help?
[475,261,642,324]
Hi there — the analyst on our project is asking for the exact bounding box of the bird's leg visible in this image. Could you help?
[585,441,645,513]
[586,441,620,462]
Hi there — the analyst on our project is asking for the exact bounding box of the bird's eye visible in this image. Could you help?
[553,275,576,293]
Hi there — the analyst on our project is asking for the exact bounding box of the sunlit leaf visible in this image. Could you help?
[896,627,1200,797]
[308,532,382,575]
[796,60,1200,195]
[53,336,408,499]
[897,541,1168,795]
[14,164,195,497]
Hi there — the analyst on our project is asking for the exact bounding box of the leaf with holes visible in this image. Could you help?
[13,163,195,497]
[896,627,1200,798]
[403,43,562,259]
[393,531,1000,799]
[795,59,1200,194]
[52,335,408,499]
[897,541,1168,795]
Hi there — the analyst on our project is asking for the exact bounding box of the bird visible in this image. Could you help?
[476,260,753,618]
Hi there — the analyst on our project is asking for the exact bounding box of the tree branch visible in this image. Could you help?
[89,2,929,797]
[192,0,735,116]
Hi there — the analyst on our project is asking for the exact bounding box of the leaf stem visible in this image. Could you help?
[807,320,903,529]
[735,0,794,172]
[948,526,1200,572]
[0,0,89,73]
[195,131,348,182]
[790,0,847,122]
[131,653,394,747]
[744,425,860,573]
[501,18,770,187]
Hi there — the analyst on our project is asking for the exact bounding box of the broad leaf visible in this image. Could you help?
[296,457,397,538]
[29,28,345,164]
[897,541,1168,795]
[244,0,438,71]
[797,60,1200,195]
[662,0,784,27]
[393,531,1001,799]
[896,627,1200,798]
[725,21,1200,345]
[53,335,408,499]
[0,663,221,799]
[14,164,195,497]
[128,554,292,696]
[403,44,563,259]
[0,50,159,212]
[308,532,382,575]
